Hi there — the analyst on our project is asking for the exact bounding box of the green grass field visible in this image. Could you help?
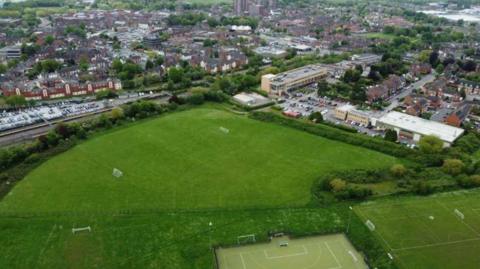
[0,108,397,215]
[355,190,480,269]
[0,107,400,268]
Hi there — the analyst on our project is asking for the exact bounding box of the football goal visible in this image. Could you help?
[112,168,123,178]
[219,127,230,134]
[454,209,465,220]
[365,220,376,231]
[72,226,91,234]
[237,234,256,245]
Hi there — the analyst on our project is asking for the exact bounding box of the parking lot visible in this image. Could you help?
[277,86,382,137]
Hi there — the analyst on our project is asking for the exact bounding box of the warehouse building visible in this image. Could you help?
[261,65,328,95]
[376,111,464,147]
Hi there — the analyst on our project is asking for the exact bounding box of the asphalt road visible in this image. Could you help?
[385,73,436,112]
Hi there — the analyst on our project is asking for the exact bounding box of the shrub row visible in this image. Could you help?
[249,111,413,158]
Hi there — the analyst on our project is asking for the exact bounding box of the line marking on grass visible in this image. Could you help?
[392,237,480,251]
[324,242,342,269]
[355,207,395,251]
[436,201,480,237]
[263,245,308,259]
[239,253,247,269]
[37,224,57,265]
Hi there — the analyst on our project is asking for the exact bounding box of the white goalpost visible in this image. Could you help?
[365,220,376,231]
[219,127,230,134]
[454,209,465,220]
[72,226,91,234]
[237,234,256,244]
[112,168,123,178]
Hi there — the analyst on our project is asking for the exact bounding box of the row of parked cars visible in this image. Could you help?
[0,101,105,132]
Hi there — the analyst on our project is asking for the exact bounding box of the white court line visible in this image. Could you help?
[37,224,57,264]
[263,245,308,259]
[324,242,342,269]
[239,253,247,269]
[392,237,480,251]
[355,208,395,251]
[436,201,480,237]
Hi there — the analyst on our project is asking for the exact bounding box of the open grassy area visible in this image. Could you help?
[355,189,480,269]
[0,108,397,215]
[0,207,349,269]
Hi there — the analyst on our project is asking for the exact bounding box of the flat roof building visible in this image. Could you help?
[334,104,370,126]
[376,111,464,147]
[0,46,21,60]
[261,64,328,95]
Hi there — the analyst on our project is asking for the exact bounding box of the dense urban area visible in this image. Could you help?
[2,0,480,268]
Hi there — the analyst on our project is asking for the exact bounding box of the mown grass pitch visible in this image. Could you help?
[355,190,480,269]
[216,234,368,269]
[0,108,397,214]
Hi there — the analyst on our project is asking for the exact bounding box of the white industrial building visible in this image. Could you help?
[376,111,464,147]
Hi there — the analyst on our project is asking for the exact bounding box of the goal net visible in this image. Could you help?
[237,234,256,245]
[365,220,376,231]
[112,168,123,178]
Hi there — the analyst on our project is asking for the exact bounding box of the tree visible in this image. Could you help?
[419,135,443,154]
[41,59,61,73]
[429,51,440,67]
[390,164,407,177]
[6,95,27,108]
[79,57,89,72]
[384,129,398,142]
[317,80,330,96]
[45,35,54,45]
[442,159,464,176]
[435,64,444,74]
[330,178,347,192]
[168,67,184,84]
[145,60,154,70]
[308,112,323,123]
[342,69,361,83]
[0,64,7,74]
[112,59,123,73]
[110,107,124,121]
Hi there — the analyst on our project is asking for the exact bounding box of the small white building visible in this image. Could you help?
[376,111,464,147]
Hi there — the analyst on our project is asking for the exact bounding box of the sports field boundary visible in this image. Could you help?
[214,233,367,269]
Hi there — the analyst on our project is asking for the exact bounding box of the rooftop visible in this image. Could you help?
[378,111,464,143]
[271,64,327,84]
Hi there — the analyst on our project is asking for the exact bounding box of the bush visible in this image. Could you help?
[457,174,480,188]
[419,135,443,154]
[384,129,398,142]
[390,164,407,177]
[335,186,373,200]
[330,178,347,192]
[442,159,464,176]
[308,112,323,123]
[186,93,205,105]
[412,181,434,195]
[95,89,118,100]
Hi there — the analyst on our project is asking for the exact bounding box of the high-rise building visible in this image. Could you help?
[234,0,249,15]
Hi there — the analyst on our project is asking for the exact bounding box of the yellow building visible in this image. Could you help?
[261,65,328,95]
[261,74,275,93]
[335,104,370,126]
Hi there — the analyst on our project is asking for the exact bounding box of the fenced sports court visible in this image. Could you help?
[216,234,367,269]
